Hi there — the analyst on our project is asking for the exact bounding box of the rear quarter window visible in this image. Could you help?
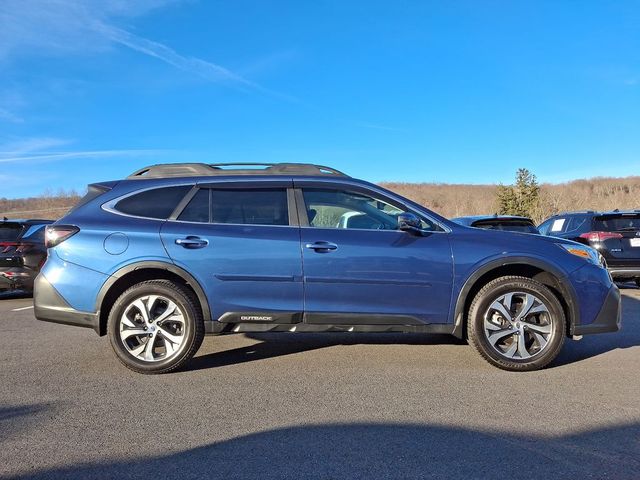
[114,186,191,219]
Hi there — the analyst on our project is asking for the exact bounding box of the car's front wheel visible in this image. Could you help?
[107,280,204,374]
[467,276,565,371]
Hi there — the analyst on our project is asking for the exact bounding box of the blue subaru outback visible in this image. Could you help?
[34,163,621,373]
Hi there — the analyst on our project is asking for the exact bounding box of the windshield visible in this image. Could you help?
[593,214,640,232]
[0,223,23,242]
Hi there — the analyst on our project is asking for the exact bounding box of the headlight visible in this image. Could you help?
[558,243,604,267]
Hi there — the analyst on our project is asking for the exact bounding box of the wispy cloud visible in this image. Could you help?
[0,0,278,95]
[0,149,163,164]
[0,137,163,164]
[94,23,261,92]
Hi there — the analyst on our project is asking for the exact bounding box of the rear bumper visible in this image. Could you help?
[573,284,621,335]
[0,267,36,291]
[607,267,640,279]
[33,274,99,333]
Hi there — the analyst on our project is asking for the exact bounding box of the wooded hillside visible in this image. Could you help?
[1,176,639,223]
[382,176,640,223]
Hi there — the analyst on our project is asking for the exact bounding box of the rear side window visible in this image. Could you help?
[115,186,191,219]
[564,215,590,233]
[594,214,640,231]
[0,223,22,242]
[178,189,210,222]
[211,189,288,226]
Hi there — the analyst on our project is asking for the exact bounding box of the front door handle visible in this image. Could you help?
[305,241,338,252]
[175,236,209,249]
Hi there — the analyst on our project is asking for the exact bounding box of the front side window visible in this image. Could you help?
[302,188,438,231]
[547,217,567,234]
[115,186,191,219]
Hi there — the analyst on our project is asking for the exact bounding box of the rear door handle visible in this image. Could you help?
[305,241,338,252]
[175,236,209,249]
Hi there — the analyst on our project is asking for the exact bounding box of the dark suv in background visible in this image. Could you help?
[539,210,640,285]
[0,219,53,293]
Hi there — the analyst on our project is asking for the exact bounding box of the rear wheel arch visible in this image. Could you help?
[452,258,578,339]
[96,261,211,336]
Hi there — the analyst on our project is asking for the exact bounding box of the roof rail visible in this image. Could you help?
[127,162,347,179]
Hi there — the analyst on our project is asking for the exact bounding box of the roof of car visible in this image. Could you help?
[127,163,348,179]
[546,209,640,218]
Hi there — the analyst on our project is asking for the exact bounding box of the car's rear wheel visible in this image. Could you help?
[467,276,565,371]
[107,280,204,374]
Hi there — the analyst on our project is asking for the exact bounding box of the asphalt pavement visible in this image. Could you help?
[1,288,639,479]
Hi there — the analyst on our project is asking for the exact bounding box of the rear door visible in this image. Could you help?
[160,181,304,322]
[295,182,453,324]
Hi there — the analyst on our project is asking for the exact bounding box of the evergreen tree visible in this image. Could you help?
[496,168,540,218]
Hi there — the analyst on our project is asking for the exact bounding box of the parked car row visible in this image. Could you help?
[32,163,621,374]
[0,218,53,294]
[453,210,640,286]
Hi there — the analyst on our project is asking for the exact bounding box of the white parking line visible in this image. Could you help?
[11,305,34,312]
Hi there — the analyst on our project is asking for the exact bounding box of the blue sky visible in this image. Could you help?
[0,0,638,198]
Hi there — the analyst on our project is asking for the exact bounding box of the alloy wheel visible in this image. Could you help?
[118,295,186,362]
[482,291,554,360]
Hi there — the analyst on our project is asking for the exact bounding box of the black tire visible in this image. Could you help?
[107,280,204,374]
[467,276,565,371]
[635,279,640,288]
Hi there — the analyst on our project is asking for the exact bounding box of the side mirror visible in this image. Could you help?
[397,212,422,233]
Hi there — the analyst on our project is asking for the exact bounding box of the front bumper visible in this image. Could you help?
[573,284,621,335]
[33,274,99,333]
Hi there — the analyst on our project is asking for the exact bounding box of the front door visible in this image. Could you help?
[161,183,303,322]
[296,185,453,324]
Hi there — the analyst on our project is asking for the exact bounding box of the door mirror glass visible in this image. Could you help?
[398,212,422,233]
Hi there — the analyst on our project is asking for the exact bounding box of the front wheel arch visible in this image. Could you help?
[452,259,578,339]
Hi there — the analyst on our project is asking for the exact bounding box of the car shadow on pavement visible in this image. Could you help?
[5,421,640,479]
[0,404,52,442]
[553,291,640,367]
[187,333,466,371]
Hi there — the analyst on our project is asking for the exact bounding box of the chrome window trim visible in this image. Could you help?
[103,182,295,227]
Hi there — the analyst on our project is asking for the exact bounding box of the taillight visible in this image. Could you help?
[579,231,623,242]
[45,225,79,248]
